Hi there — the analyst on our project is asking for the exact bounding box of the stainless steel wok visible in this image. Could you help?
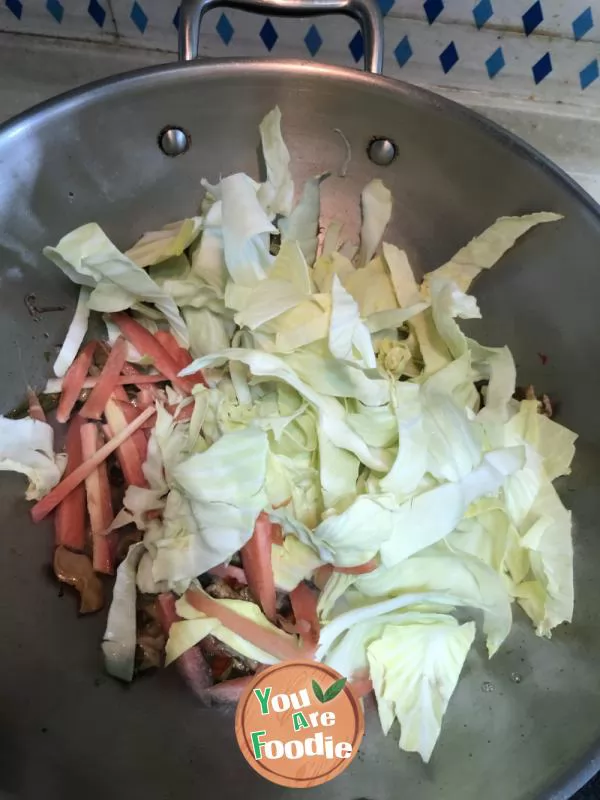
[1,1,599,798]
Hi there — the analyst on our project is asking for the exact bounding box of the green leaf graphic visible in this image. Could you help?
[312,679,325,703]
[323,677,347,702]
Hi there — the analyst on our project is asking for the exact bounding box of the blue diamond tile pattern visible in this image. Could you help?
[394,35,413,67]
[424,0,443,24]
[88,0,106,28]
[216,13,234,45]
[260,18,278,51]
[522,1,543,36]
[46,0,63,23]
[580,58,599,90]
[532,52,552,84]
[173,6,180,30]
[439,41,459,74]
[304,24,322,57]
[473,0,493,30]
[486,46,505,78]
[130,1,147,33]
[377,0,395,17]
[349,30,364,63]
[5,0,23,19]
[573,7,593,41]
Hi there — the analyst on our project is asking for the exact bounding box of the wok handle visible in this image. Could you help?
[178,0,384,74]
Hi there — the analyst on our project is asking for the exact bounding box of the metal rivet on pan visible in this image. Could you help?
[158,126,190,157]
[367,137,397,166]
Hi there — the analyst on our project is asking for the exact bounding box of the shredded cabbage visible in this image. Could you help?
[19,106,574,765]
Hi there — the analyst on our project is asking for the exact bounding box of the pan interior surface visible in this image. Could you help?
[0,60,599,800]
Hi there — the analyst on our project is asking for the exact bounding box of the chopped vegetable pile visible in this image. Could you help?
[1,107,577,763]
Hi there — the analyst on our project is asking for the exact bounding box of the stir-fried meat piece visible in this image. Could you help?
[205,575,253,602]
[53,546,104,613]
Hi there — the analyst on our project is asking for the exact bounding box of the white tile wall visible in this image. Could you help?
[0,0,117,39]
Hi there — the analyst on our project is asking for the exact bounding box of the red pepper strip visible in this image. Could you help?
[81,423,115,575]
[290,581,320,649]
[56,341,97,424]
[156,593,212,696]
[27,388,46,422]
[104,399,147,486]
[334,558,378,575]
[154,331,194,372]
[54,416,86,551]
[79,337,128,419]
[111,313,197,394]
[30,406,156,523]
[208,563,248,584]
[185,588,309,662]
[240,512,277,623]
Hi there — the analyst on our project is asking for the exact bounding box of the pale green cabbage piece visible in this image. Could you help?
[157,427,269,582]
[257,105,294,219]
[329,275,376,368]
[125,217,203,268]
[279,175,327,266]
[52,287,91,377]
[43,222,188,344]
[102,542,146,681]
[0,416,66,501]
[367,619,476,762]
[221,173,276,286]
[354,546,512,656]
[358,179,392,266]
[271,535,323,591]
[180,348,389,471]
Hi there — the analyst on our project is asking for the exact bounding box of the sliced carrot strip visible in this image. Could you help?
[44,372,166,394]
[241,512,277,622]
[104,399,147,486]
[56,341,97,423]
[208,563,248,584]
[111,313,197,394]
[30,405,156,523]
[155,331,194,372]
[334,558,378,575]
[81,424,115,575]
[290,581,320,648]
[185,588,308,662]
[79,337,128,419]
[54,416,87,551]
[27,388,46,422]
